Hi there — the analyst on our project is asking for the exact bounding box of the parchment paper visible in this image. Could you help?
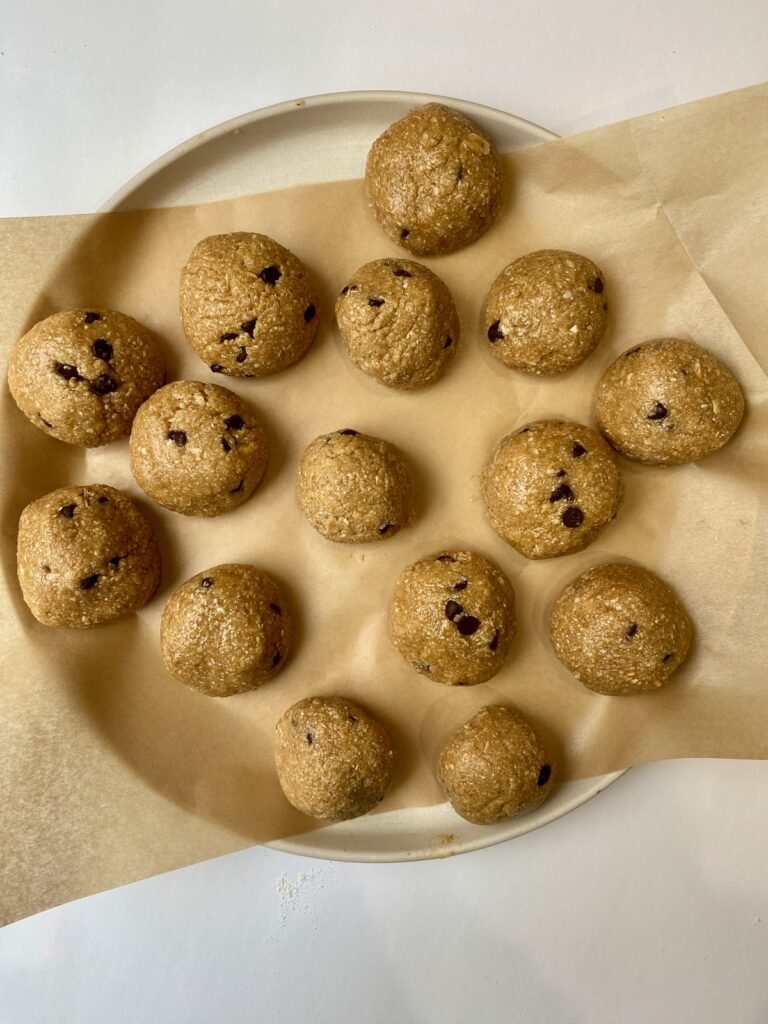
[2,83,767,925]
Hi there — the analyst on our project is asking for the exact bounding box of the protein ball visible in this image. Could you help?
[179,232,319,377]
[438,706,554,824]
[484,250,608,374]
[8,309,165,447]
[389,550,516,686]
[160,564,292,697]
[297,429,414,543]
[365,103,504,255]
[595,337,745,464]
[335,258,460,389]
[482,419,622,559]
[275,697,395,821]
[16,484,161,628]
[129,380,268,517]
[549,562,693,695]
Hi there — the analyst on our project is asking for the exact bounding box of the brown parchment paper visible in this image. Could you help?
[2,84,767,925]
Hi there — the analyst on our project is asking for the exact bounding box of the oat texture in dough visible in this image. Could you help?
[484,250,608,374]
[389,550,516,686]
[161,564,292,697]
[179,232,319,377]
[8,308,165,447]
[595,337,745,464]
[275,697,395,821]
[129,380,268,517]
[335,257,460,389]
[482,419,622,560]
[16,484,161,628]
[365,103,504,255]
[437,706,554,824]
[297,429,413,543]
[549,562,693,695]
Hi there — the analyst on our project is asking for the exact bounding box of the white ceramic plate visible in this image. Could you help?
[103,90,625,862]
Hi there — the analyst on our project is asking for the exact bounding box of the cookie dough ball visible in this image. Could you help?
[161,564,291,697]
[482,420,622,560]
[129,380,268,517]
[179,232,319,377]
[335,258,459,389]
[438,706,554,825]
[16,484,160,628]
[484,250,608,375]
[549,562,693,695]
[365,104,504,255]
[8,309,165,447]
[275,697,395,821]
[595,338,745,464]
[390,550,515,686]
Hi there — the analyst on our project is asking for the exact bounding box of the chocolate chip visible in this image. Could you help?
[393,268,411,278]
[400,228,410,239]
[225,415,244,430]
[40,417,54,429]
[91,373,118,395]
[80,574,100,590]
[537,764,552,786]
[269,603,282,615]
[272,651,282,668]
[236,347,247,363]
[221,332,239,341]
[306,730,313,745]
[550,483,574,503]
[340,284,357,296]
[378,521,393,535]
[54,362,81,381]
[368,296,385,307]
[489,630,499,651]
[230,479,244,494]
[210,364,225,373]
[259,266,282,286]
[450,579,468,591]
[572,442,587,457]
[83,312,101,324]
[556,469,567,478]
[625,623,638,639]
[59,504,76,518]
[445,600,464,621]
[562,506,585,528]
[589,277,604,293]
[91,339,113,361]
[436,554,456,563]
[97,496,109,504]
[487,320,505,342]
[457,615,480,636]
[413,661,431,672]
[457,165,464,181]
[237,319,256,339]
[167,430,187,447]
[221,437,232,453]
[444,336,453,348]
[339,428,358,436]
[304,304,316,322]
[109,556,122,567]
[647,401,668,421]
[663,652,674,663]
[200,577,213,588]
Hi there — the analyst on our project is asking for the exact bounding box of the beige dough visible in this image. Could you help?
[275,697,395,821]
[365,103,504,255]
[482,419,622,559]
[437,706,554,824]
[549,562,693,695]
[595,337,745,464]
[161,564,292,697]
[8,308,165,447]
[389,550,516,686]
[129,380,268,517]
[335,257,460,389]
[484,250,608,374]
[16,484,161,628]
[297,429,413,543]
[179,232,319,377]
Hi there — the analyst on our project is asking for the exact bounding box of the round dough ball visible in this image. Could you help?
[389,550,515,686]
[549,562,693,695]
[297,429,413,543]
[335,258,459,389]
[484,250,608,374]
[595,338,745,464]
[129,380,268,517]
[482,420,622,560]
[161,564,292,697]
[365,103,504,255]
[179,232,319,378]
[16,484,160,628]
[438,706,554,824]
[8,308,165,447]
[275,697,395,821]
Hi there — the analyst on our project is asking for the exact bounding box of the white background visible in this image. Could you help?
[2,2,768,1021]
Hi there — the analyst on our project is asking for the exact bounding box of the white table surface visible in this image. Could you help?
[2,3,767,1022]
